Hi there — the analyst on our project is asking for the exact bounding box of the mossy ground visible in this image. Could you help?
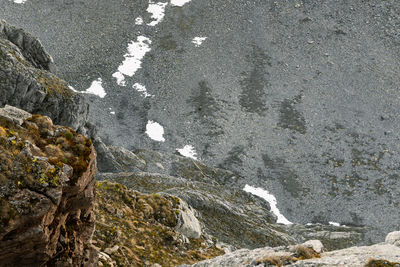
[94,181,224,267]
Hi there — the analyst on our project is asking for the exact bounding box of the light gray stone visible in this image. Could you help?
[0,105,32,125]
[385,231,400,247]
[175,199,202,239]
[301,240,324,253]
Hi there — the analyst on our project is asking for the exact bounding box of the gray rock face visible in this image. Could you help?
[0,19,88,132]
[0,19,55,72]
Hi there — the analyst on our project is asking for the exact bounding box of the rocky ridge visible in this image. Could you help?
[0,19,88,133]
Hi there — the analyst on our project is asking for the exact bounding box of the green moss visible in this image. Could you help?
[64,131,73,140]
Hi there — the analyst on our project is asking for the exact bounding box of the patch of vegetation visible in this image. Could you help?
[255,245,320,267]
[365,259,400,267]
[0,114,92,191]
[94,181,224,267]
[37,72,75,99]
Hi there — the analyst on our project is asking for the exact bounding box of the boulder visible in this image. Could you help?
[385,231,400,247]
[175,198,202,239]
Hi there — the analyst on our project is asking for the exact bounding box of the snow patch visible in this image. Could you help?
[135,17,144,25]
[133,83,154,98]
[110,111,115,115]
[145,121,165,142]
[177,145,198,159]
[329,221,341,227]
[170,0,192,6]
[243,185,292,225]
[113,36,152,86]
[10,0,27,3]
[192,37,207,47]
[83,78,107,98]
[147,1,168,26]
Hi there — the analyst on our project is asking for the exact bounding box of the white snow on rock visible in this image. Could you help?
[243,184,292,225]
[329,221,342,227]
[110,111,115,115]
[112,36,152,86]
[146,121,165,142]
[133,83,154,97]
[82,78,107,98]
[10,0,27,3]
[135,16,144,25]
[177,145,198,159]
[170,0,192,6]
[192,37,207,47]
[147,1,168,26]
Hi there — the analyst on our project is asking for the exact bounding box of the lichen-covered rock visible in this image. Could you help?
[0,19,88,132]
[0,106,97,266]
[93,181,223,267]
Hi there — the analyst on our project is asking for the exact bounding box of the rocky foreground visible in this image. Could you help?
[1,18,400,267]
[0,106,97,266]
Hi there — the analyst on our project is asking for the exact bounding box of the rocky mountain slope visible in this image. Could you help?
[3,0,398,245]
[1,16,400,267]
[97,148,367,252]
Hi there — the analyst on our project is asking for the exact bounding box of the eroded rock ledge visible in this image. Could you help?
[0,19,88,132]
[0,106,97,266]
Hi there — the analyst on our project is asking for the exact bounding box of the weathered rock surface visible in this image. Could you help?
[94,181,223,267]
[0,19,88,132]
[0,106,97,266]
[183,231,400,267]
[180,241,323,267]
[97,148,366,251]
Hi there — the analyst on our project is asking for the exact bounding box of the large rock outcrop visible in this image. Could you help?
[0,19,88,132]
[0,106,97,266]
